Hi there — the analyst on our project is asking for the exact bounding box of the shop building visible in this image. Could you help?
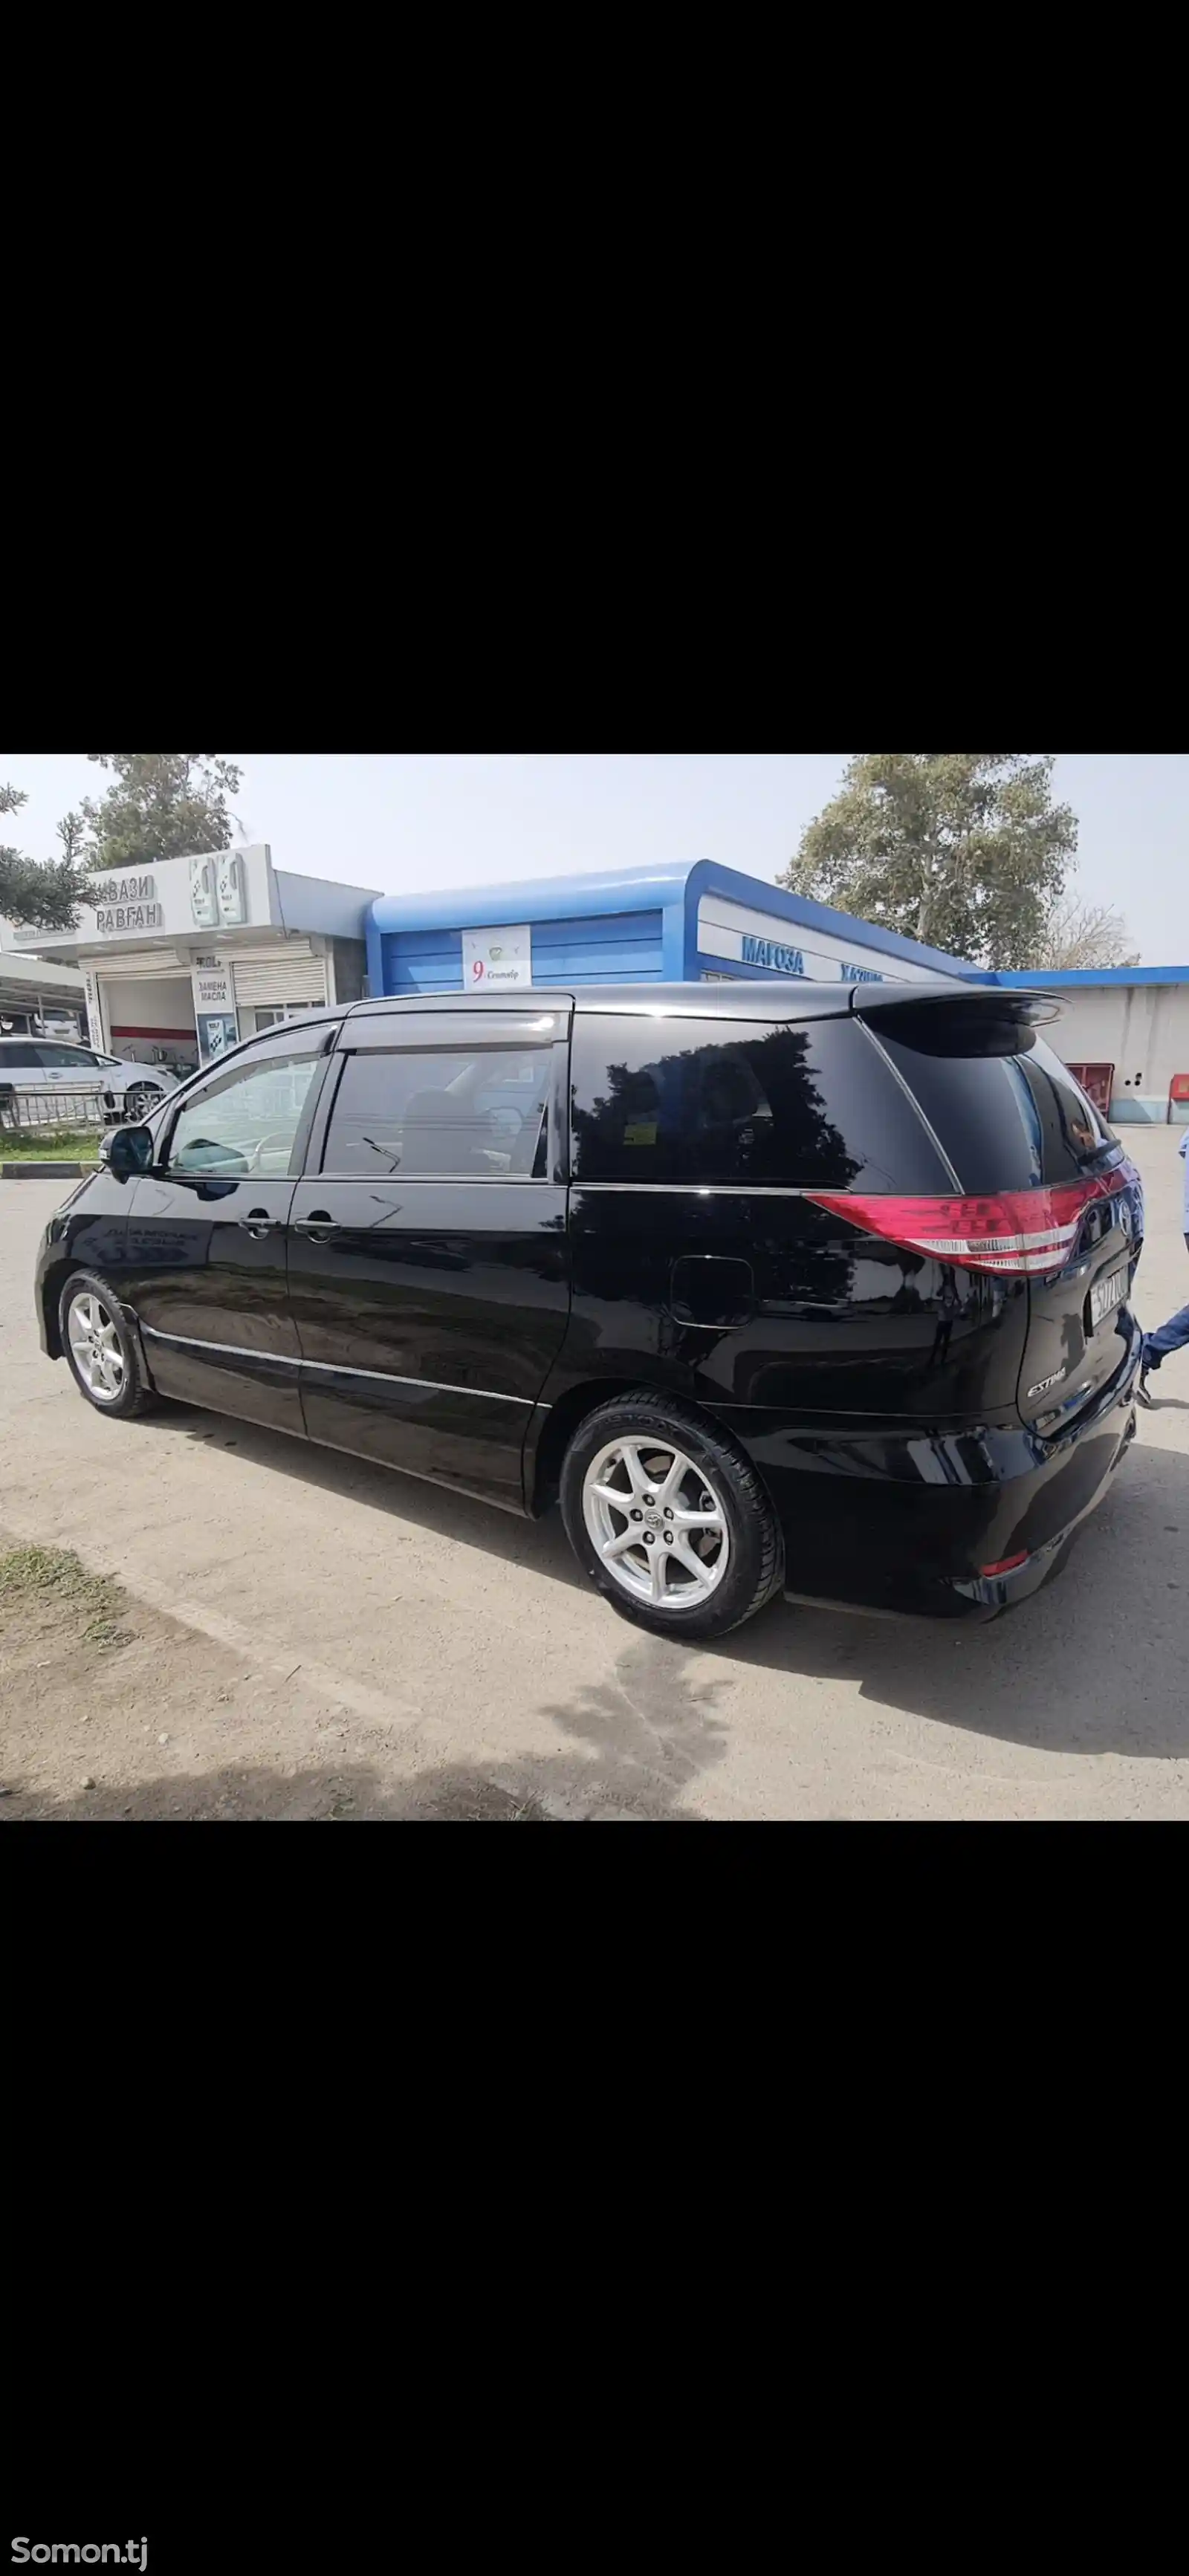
[366,860,977,999]
[10,845,378,1073]
[993,965,1189,1123]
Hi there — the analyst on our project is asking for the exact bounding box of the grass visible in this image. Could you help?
[0,1126,99,1161]
[0,1544,132,1649]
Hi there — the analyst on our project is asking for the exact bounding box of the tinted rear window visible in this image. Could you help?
[877,1029,1109,1191]
[570,1013,949,1190]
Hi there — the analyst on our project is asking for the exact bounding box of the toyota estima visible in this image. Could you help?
[34,981,1144,1639]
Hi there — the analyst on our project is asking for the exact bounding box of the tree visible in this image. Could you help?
[80,754,242,874]
[1034,895,1140,971]
[780,754,1078,968]
[0,784,96,930]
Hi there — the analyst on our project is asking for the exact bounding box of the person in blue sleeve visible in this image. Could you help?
[1138,1129,1189,1404]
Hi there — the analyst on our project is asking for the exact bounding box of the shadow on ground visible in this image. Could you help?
[109,1403,1188,1770]
[161,1403,585,1591]
[2,1637,733,1820]
[710,1441,1188,1761]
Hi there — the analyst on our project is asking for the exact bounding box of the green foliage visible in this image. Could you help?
[0,1127,100,1160]
[80,754,242,873]
[781,754,1078,968]
[1,757,244,931]
[1,783,94,929]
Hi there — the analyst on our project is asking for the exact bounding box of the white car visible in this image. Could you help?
[0,1035,181,1126]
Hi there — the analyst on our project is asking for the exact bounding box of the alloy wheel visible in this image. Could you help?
[68,1292,126,1404]
[582,1435,730,1610]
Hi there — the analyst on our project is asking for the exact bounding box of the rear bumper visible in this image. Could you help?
[709,1327,1141,1623]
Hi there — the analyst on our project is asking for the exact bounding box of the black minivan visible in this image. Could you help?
[34,981,1144,1639]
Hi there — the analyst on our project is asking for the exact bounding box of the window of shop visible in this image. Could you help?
[248,1005,321,1034]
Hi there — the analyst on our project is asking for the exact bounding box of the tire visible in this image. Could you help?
[560,1394,785,1642]
[59,1272,157,1420]
[123,1083,160,1123]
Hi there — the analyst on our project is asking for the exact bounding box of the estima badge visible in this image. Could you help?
[1028,1369,1066,1398]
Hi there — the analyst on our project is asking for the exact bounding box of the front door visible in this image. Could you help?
[285,1010,571,1507]
[123,1025,334,1434]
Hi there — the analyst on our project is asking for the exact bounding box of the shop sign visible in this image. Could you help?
[461,925,532,990]
[742,932,806,976]
[83,970,103,1051]
[196,1013,239,1063]
[93,873,163,935]
[9,845,274,950]
[192,958,234,1016]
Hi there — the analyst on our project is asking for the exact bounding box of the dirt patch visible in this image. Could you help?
[0,1539,550,1820]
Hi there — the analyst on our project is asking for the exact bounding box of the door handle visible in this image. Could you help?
[239,1210,282,1239]
[293,1212,340,1241]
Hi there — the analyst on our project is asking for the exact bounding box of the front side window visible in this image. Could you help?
[323,1046,551,1179]
[166,1045,325,1178]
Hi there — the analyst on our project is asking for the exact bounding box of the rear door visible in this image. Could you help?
[867,1002,1142,1431]
[562,1002,990,1425]
[286,1005,571,1508]
[123,1024,335,1433]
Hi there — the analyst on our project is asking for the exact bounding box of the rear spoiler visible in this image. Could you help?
[849,980,1062,1057]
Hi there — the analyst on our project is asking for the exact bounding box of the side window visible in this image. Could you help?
[166,1047,325,1178]
[1,1044,39,1070]
[569,1014,949,1190]
[34,1043,89,1068]
[323,1046,551,1179]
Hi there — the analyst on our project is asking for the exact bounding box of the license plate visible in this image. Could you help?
[1090,1268,1127,1328]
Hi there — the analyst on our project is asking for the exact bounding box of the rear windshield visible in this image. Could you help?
[876,1028,1110,1192]
[569,1013,950,1190]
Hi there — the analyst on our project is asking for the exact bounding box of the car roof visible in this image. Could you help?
[343,982,861,1026]
[343,977,1004,1026]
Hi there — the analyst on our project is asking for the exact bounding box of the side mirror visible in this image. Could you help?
[101,1124,155,1178]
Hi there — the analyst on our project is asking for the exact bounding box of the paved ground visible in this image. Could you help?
[1,1128,1186,1820]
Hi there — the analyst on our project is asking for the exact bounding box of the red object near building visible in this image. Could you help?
[1170,1073,1189,1106]
[1068,1062,1115,1115]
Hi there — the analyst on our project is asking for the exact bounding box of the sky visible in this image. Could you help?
[2,752,1185,962]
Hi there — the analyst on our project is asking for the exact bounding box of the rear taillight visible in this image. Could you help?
[805,1160,1139,1279]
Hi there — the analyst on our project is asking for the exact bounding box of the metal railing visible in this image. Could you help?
[0,1088,110,1132]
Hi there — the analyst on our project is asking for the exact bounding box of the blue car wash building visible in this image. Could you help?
[366,860,976,1002]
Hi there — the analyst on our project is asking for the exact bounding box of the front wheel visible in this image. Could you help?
[560,1395,784,1641]
[59,1272,157,1419]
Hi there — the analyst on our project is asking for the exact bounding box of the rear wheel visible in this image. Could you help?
[59,1272,156,1419]
[560,1395,784,1641]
